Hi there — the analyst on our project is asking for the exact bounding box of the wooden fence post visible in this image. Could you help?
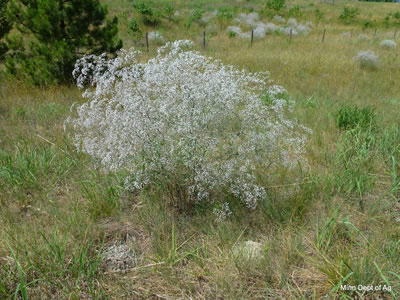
[146,32,149,52]
[322,29,326,43]
[203,31,206,48]
[251,30,254,46]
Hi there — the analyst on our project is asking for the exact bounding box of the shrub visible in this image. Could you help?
[314,9,324,23]
[66,40,311,212]
[335,105,377,130]
[228,30,237,38]
[266,0,286,13]
[362,20,374,29]
[162,3,175,21]
[339,7,360,24]
[384,15,390,28]
[216,7,236,25]
[128,19,142,40]
[4,0,122,85]
[0,0,11,60]
[133,1,161,26]
[289,5,303,17]
[354,50,378,70]
[184,8,203,28]
[380,39,397,49]
[393,11,400,19]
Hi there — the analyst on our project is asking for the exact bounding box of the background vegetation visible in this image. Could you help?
[1,0,400,298]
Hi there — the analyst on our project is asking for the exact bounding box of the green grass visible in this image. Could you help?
[1,0,400,298]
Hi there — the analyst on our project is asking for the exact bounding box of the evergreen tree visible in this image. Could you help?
[0,0,11,60]
[5,0,122,85]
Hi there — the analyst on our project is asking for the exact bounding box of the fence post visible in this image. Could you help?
[146,32,149,52]
[251,30,254,46]
[322,29,326,43]
[203,31,206,48]
[289,28,292,42]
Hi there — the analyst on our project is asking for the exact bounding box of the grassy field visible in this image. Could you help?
[1,0,400,299]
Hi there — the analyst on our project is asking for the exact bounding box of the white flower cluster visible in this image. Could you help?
[66,40,310,210]
[354,50,378,69]
[213,202,233,222]
[380,39,396,49]
[357,34,370,41]
[228,14,312,39]
[148,31,163,41]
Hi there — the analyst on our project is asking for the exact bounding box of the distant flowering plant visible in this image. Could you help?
[66,40,311,210]
[380,39,396,49]
[354,50,378,70]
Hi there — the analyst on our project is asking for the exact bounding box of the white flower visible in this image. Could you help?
[213,202,232,221]
[380,39,396,49]
[354,50,378,69]
[66,40,310,210]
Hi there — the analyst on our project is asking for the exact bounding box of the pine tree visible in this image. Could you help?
[0,0,11,60]
[5,0,122,85]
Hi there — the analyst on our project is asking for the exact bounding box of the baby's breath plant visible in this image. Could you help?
[380,39,397,49]
[354,50,378,70]
[66,40,310,211]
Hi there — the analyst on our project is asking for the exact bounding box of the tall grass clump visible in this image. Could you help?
[335,105,377,131]
[354,50,378,70]
[66,40,311,212]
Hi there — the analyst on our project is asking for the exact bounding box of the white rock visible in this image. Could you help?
[233,241,263,260]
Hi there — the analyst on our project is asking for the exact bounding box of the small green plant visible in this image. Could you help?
[184,8,203,28]
[384,15,390,27]
[393,11,400,19]
[265,0,286,13]
[133,1,161,26]
[228,31,237,38]
[0,144,76,203]
[362,20,374,29]
[216,7,236,25]
[335,105,377,130]
[314,8,324,23]
[128,18,142,40]
[339,7,360,25]
[162,3,175,21]
[81,173,122,220]
[288,5,303,17]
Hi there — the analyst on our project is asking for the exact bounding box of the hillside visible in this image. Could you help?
[1,0,400,298]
